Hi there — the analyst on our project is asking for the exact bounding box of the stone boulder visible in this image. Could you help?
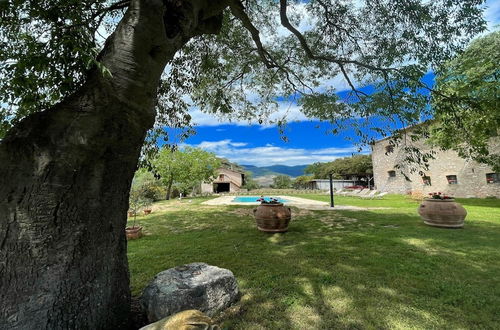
[141,263,239,322]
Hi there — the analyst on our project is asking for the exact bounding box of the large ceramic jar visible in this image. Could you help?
[418,199,467,228]
[253,203,292,233]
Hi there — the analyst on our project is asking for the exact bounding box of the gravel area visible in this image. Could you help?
[201,195,373,210]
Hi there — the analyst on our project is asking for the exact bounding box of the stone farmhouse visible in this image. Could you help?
[201,167,245,194]
[371,135,500,198]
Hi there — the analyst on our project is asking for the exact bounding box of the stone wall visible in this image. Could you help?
[201,183,213,194]
[371,137,500,198]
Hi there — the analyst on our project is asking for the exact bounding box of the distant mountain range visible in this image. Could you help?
[241,164,308,178]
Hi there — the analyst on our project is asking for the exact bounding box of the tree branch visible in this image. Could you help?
[228,0,277,69]
[97,0,130,17]
[279,0,394,72]
[67,0,130,31]
[227,1,315,94]
[338,63,367,98]
[277,0,466,107]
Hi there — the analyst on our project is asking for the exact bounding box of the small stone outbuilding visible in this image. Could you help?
[201,167,245,193]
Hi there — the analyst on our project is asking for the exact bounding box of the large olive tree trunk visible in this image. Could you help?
[0,1,226,329]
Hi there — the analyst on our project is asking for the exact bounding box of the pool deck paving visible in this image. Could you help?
[202,195,380,211]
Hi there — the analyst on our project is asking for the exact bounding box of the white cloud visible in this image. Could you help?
[230,142,248,147]
[189,101,314,128]
[186,112,234,128]
[196,139,248,150]
[189,109,249,126]
[184,139,367,166]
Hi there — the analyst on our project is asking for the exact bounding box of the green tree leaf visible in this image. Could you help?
[430,30,500,171]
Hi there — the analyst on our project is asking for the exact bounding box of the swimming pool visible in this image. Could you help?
[232,196,289,203]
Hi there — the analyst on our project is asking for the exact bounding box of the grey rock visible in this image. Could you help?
[141,263,239,322]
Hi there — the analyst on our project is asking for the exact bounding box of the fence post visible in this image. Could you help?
[329,174,334,208]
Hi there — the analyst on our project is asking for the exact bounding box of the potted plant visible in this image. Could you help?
[253,197,292,233]
[126,190,151,240]
[143,201,152,215]
[418,192,467,228]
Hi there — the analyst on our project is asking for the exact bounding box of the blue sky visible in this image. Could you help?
[180,1,500,167]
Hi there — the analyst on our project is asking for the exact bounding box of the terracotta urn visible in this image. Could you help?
[126,226,143,240]
[418,199,467,228]
[253,203,292,233]
[144,209,152,215]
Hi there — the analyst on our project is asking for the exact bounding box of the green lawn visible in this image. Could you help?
[127,195,500,329]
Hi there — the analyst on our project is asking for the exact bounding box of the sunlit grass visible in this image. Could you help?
[127,195,500,329]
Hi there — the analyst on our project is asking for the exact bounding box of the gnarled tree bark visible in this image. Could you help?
[0,0,228,328]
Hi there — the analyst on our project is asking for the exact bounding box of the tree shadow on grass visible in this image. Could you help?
[128,205,500,329]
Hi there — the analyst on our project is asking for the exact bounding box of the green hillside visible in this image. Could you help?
[241,164,307,178]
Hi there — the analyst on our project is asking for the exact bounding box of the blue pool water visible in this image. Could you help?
[232,196,289,203]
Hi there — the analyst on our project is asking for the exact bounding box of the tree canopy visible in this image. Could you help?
[131,168,165,201]
[293,175,314,189]
[271,174,292,189]
[0,0,488,154]
[305,154,372,179]
[430,30,500,171]
[242,171,260,190]
[152,146,220,199]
